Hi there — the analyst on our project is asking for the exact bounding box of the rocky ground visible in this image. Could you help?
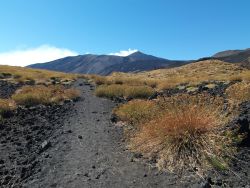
[160,81,238,98]
[0,102,73,187]
[0,79,249,188]
[0,80,22,98]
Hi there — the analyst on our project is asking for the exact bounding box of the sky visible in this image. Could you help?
[0,0,249,66]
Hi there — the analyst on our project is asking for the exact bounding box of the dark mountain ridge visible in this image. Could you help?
[28,48,250,75]
[28,51,190,75]
[197,48,250,68]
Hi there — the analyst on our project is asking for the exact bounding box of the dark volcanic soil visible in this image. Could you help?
[0,80,22,98]
[22,80,197,188]
[1,79,249,188]
[0,103,73,187]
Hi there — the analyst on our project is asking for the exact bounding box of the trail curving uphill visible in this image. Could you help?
[23,79,200,188]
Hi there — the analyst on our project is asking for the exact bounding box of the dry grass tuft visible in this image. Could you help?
[0,99,16,116]
[88,75,110,85]
[12,85,80,106]
[113,100,160,126]
[128,94,234,172]
[95,84,155,99]
[226,82,250,104]
[95,84,124,98]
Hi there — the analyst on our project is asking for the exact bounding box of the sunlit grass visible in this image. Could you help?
[0,65,78,84]
[226,82,250,104]
[95,84,155,99]
[0,99,16,118]
[113,100,160,125]
[12,85,80,106]
[114,94,235,172]
[104,60,250,90]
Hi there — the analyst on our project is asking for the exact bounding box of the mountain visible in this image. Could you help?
[196,48,250,68]
[213,49,246,58]
[28,48,250,75]
[28,51,190,75]
[212,48,250,68]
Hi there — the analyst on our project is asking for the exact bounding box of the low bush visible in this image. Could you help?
[128,94,234,172]
[226,82,250,104]
[12,85,80,106]
[95,84,155,99]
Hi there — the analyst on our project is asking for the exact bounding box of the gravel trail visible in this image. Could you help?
[23,79,194,188]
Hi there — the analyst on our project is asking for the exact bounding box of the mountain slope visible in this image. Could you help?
[194,48,250,69]
[214,48,250,68]
[28,48,250,75]
[28,51,189,75]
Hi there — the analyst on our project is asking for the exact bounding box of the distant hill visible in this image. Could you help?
[28,48,250,75]
[28,51,190,75]
[212,48,250,68]
[197,48,250,68]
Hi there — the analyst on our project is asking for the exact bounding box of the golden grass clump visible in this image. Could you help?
[128,94,233,172]
[88,75,110,85]
[0,99,16,115]
[95,84,155,99]
[95,84,124,98]
[113,100,160,126]
[12,85,80,106]
[241,71,250,81]
[226,82,250,104]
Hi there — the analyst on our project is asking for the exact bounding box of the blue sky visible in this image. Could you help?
[0,0,249,66]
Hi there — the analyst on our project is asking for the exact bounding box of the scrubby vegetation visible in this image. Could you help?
[88,74,159,88]
[89,60,250,102]
[114,94,237,172]
[0,65,81,122]
[0,99,16,119]
[226,82,250,104]
[113,100,160,125]
[89,60,250,173]
[0,60,248,177]
[0,65,78,84]
[93,60,250,90]
[12,85,80,106]
[95,84,155,99]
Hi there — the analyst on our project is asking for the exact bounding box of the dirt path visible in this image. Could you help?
[23,79,201,188]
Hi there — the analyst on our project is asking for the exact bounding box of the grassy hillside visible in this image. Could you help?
[0,65,78,84]
[0,65,80,118]
[109,60,250,89]
[89,59,250,173]
[89,60,250,97]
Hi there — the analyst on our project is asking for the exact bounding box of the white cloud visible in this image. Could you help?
[109,48,138,56]
[0,45,78,67]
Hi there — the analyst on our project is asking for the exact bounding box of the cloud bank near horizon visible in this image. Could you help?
[109,49,138,56]
[0,45,78,67]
